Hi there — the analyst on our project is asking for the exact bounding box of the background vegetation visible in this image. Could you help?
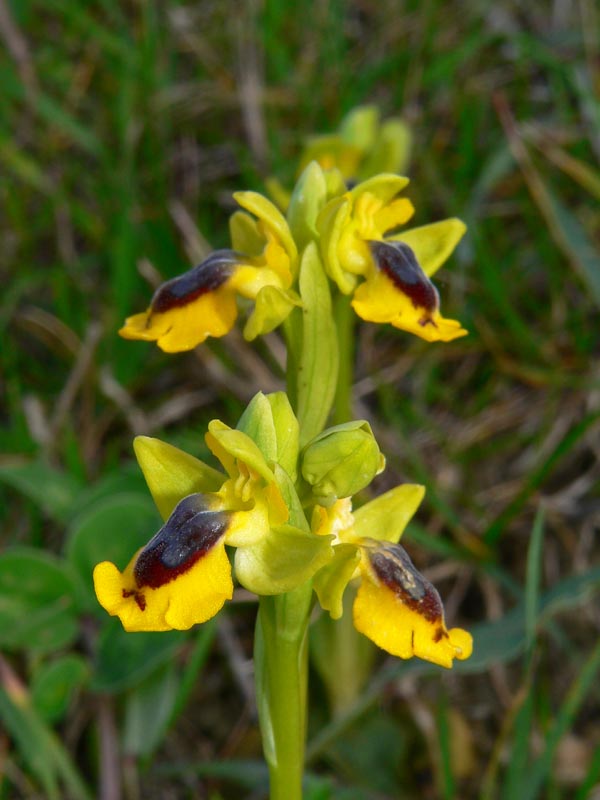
[1,0,599,798]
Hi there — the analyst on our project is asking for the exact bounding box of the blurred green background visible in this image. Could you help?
[1,0,599,798]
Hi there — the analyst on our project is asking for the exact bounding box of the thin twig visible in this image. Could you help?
[48,321,102,452]
[0,0,38,95]
[97,696,122,800]
[236,0,268,172]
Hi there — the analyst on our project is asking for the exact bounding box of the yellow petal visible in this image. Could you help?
[228,263,287,299]
[353,544,472,668]
[373,197,415,235]
[233,191,297,268]
[119,287,238,352]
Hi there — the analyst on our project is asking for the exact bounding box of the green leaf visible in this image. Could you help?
[521,639,600,800]
[0,686,92,800]
[0,460,83,523]
[66,492,160,610]
[31,655,90,724]
[92,620,186,693]
[0,548,78,654]
[123,663,179,757]
[525,508,545,651]
[296,243,339,446]
[542,186,600,307]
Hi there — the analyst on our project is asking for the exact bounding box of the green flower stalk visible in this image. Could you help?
[94,106,473,800]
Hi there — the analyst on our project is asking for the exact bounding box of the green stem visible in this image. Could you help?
[254,246,342,799]
[255,585,312,800]
[332,293,355,425]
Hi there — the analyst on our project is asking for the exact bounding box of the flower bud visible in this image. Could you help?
[301,421,384,503]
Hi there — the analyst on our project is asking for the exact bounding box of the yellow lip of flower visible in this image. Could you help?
[353,540,473,669]
[312,492,472,668]
[93,493,236,632]
[119,246,292,353]
[351,240,468,343]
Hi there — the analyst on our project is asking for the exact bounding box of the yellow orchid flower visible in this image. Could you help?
[312,492,472,669]
[318,174,468,343]
[119,193,299,352]
[94,417,333,632]
[94,427,287,632]
[299,105,411,184]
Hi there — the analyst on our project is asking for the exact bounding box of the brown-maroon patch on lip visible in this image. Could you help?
[433,627,446,643]
[122,588,146,611]
[369,241,439,312]
[151,250,243,313]
[133,494,230,590]
[369,542,443,623]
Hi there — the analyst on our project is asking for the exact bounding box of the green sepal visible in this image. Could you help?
[301,420,384,503]
[353,484,425,544]
[317,196,357,295]
[243,285,301,341]
[358,118,412,180]
[234,524,334,596]
[296,242,339,446]
[237,393,300,483]
[313,542,361,619]
[273,463,308,531]
[206,420,275,485]
[339,105,379,152]
[287,161,328,251]
[236,392,278,463]
[229,209,263,256]
[267,394,300,482]
[348,172,409,204]
[388,218,467,278]
[133,436,225,521]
